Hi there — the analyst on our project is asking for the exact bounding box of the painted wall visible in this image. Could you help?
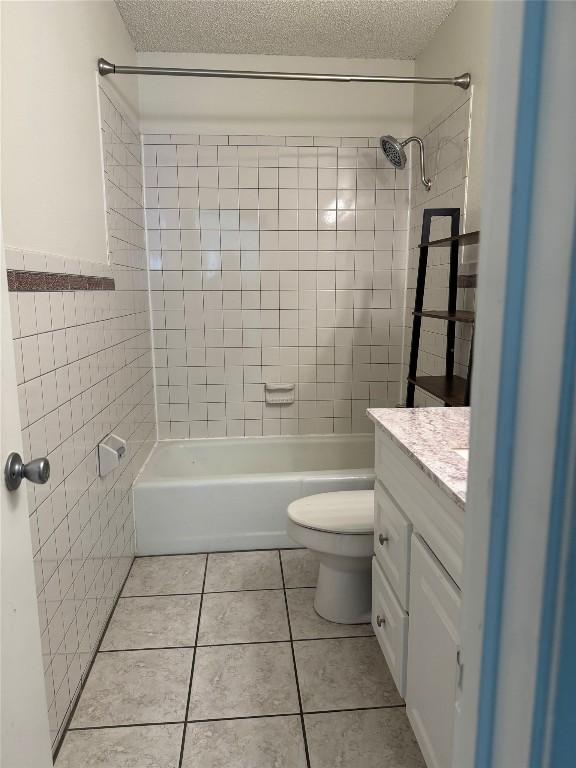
[1,0,140,263]
[137,52,415,138]
[413,0,493,229]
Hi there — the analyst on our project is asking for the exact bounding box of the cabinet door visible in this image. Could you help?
[406,535,461,768]
[372,557,409,696]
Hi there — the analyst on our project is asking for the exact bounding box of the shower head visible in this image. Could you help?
[380,135,407,170]
[379,134,432,192]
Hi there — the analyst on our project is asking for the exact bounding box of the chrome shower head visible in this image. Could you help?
[380,135,407,170]
[379,134,432,191]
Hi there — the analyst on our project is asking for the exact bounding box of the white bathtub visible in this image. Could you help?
[133,434,375,554]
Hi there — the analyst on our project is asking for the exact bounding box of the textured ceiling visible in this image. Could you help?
[115,0,458,59]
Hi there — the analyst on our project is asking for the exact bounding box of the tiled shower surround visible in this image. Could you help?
[402,92,475,405]
[6,85,154,747]
[143,134,410,438]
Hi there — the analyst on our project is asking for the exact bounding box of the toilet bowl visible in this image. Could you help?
[287,490,374,624]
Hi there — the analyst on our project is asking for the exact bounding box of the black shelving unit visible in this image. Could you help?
[406,208,479,408]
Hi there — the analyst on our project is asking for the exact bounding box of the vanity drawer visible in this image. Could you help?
[374,481,412,610]
[375,426,464,588]
[372,557,408,697]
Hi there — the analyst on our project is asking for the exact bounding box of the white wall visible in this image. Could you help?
[137,53,415,137]
[1,0,139,263]
[414,0,493,228]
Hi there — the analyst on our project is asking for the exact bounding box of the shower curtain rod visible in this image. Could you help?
[97,58,471,89]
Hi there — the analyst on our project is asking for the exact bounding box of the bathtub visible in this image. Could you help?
[133,434,375,554]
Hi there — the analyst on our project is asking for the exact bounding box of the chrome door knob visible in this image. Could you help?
[379,533,389,545]
[4,453,50,491]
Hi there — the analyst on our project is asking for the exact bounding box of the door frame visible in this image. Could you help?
[0,4,54,761]
[454,0,576,765]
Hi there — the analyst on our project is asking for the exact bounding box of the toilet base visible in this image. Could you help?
[313,553,372,624]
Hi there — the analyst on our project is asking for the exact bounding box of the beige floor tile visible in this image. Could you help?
[101,595,201,650]
[56,724,183,768]
[71,649,193,728]
[182,717,307,768]
[305,708,425,768]
[122,555,206,596]
[294,637,403,712]
[204,551,283,591]
[188,643,299,720]
[198,590,289,645]
[281,549,319,587]
[287,588,373,640]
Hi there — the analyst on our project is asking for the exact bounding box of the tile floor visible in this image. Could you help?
[55,549,425,768]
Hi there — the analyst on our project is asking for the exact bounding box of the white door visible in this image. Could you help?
[406,535,461,768]
[0,234,53,762]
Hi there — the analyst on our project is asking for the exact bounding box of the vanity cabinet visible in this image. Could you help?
[371,422,465,768]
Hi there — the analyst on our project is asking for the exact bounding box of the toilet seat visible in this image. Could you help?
[287,490,374,534]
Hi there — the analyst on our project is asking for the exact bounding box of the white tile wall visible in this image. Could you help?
[402,93,475,406]
[6,85,155,748]
[143,134,410,437]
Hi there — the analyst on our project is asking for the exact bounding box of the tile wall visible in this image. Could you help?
[143,133,410,438]
[5,83,155,748]
[402,92,475,406]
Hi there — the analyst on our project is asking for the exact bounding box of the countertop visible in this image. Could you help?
[367,407,470,509]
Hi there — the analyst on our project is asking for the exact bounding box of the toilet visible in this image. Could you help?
[287,490,374,624]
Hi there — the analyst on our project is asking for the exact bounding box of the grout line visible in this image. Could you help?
[198,633,373,645]
[98,633,373,654]
[187,711,299,724]
[177,553,208,768]
[204,585,284,594]
[279,549,312,768]
[66,703,406,733]
[68,720,186,732]
[119,591,204,599]
[99,645,197,653]
[302,703,406,716]
[132,546,303,559]
[186,704,405,723]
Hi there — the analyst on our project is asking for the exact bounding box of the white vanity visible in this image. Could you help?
[367,407,469,768]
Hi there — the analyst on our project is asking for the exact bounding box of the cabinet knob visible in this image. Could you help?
[379,533,389,545]
[376,614,385,627]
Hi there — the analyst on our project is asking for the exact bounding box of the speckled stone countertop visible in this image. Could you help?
[367,407,470,509]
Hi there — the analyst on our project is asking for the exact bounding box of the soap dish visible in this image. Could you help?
[265,383,295,405]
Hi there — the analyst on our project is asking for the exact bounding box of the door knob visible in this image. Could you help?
[379,533,389,545]
[4,452,50,491]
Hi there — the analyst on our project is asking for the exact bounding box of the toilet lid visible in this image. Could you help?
[287,490,374,534]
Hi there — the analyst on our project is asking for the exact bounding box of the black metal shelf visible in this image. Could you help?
[408,376,468,407]
[458,273,477,288]
[414,309,475,323]
[418,230,480,249]
[406,208,478,408]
